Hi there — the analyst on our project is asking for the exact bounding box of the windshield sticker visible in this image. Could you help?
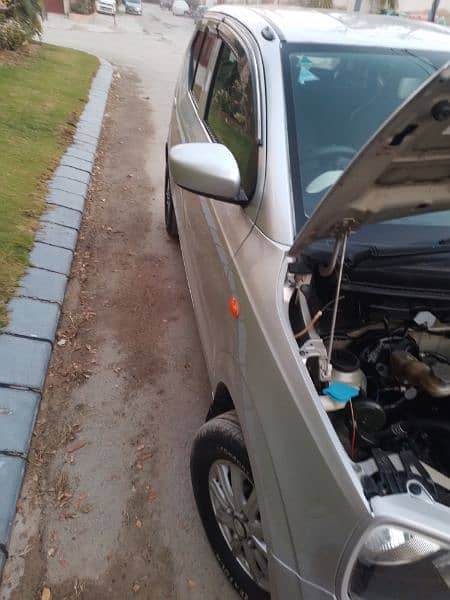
[299,56,313,67]
[298,56,319,85]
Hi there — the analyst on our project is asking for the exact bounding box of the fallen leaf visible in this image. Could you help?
[135,518,142,529]
[58,492,72,508]
[187,579,196,589]
[57,339,67,347]
[17,545,31,558]
[66,441,86,453]
[132,582,141,593]
[41,587,51,600]
[147,490,158,502]
[59,552,68,568]
[59,512,76,520]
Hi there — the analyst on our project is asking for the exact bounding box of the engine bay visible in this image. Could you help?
[290,257,450,507]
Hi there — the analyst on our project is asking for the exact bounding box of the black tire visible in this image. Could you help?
[164,165,178,239]
[191,411,270,600]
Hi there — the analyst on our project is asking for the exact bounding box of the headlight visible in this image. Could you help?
[349,526,450,599]
[360,526,441,566]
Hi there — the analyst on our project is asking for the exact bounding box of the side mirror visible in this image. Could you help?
[169,143,243,204]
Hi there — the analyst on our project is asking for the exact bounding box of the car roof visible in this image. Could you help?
[209,5,450,52]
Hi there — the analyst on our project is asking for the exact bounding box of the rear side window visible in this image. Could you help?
[206,42,258,199]
[192,30,216,104]
[189,30,204,85]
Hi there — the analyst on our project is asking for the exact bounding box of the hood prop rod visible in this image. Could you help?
[326,231,349,378]
[319,237,344,278]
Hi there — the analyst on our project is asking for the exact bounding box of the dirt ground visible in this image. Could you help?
[1,66,233,600]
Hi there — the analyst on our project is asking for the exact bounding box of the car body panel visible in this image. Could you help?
[233,225,368,592]
[169,29,257,378]
[167,7,450,599]
[247,11,296,246]
[210,6,450,51]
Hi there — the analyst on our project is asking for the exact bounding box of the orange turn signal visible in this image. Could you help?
[228,297,240,319]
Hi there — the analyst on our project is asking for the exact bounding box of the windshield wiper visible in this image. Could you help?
[348,239,450,269]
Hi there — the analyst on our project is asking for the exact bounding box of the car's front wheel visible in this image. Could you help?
[191,411,270,599]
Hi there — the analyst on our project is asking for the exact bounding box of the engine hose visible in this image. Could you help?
[375,419,450,442]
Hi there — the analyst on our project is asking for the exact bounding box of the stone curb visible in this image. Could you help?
[0,58,113,574]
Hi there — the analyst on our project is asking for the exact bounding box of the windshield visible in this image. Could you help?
[283,44,450,246]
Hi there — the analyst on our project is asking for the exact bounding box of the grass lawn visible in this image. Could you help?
[0,43,98,326]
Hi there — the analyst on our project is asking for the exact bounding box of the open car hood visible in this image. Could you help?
[289,62,450,258]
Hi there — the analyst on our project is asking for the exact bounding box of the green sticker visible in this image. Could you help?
[299,67,319,84]
[298,56,319,85]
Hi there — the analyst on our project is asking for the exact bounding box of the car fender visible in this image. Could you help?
[210,351,304,599]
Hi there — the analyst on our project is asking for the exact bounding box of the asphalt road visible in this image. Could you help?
[0,6,237,600]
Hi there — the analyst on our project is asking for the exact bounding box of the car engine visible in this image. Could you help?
[291,265,450,507]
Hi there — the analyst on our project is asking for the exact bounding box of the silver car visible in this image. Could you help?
[165,6,450,599]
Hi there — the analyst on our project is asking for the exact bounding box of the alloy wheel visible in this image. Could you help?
[208,459,269,592]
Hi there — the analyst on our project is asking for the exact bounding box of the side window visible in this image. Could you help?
[192,30,216,104]
[206,42,258,199]
[189,30,204,86]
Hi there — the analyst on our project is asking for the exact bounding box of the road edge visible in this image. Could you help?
[0,57,113,579]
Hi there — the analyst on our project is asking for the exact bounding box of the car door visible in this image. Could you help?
[169,24,222,376]
[180,22,263,382]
